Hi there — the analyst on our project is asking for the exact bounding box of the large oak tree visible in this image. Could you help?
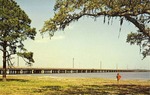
[42,0,150,58]
[0,0,36,81]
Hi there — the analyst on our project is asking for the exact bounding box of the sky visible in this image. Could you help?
[1,0,149,69]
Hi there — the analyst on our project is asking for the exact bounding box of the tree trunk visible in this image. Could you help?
[2,41,7,81]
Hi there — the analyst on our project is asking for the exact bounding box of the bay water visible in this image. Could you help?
[30,72,150,80]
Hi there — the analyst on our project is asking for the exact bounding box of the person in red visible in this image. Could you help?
[116,73,121,82]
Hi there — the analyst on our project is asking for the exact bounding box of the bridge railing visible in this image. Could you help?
[0,68,149,75]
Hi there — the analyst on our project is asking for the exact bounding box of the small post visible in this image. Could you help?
[116,64,118,70]
[17,55,19,67]
[100,61,102,69]
[73,58,74,68]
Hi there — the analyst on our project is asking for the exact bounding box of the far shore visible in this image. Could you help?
[0,75,150,95]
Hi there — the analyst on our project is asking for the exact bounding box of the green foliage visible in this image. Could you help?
[127,30,150,59]
[42,0,150,58]
[0,0,36,66]
[17,52,34,66]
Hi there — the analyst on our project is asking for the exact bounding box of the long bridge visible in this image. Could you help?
[0,68,149,74]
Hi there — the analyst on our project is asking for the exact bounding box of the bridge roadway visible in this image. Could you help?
[0,68,149,74]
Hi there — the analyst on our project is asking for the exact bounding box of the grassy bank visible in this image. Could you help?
[0,75,150,95]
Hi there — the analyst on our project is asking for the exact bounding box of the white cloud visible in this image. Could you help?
[35,37,50,43]
[35,35,65,43]
[51,35,65,40]
[65,25,73,31]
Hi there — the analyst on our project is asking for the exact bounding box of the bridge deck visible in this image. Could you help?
[0,68,149,74]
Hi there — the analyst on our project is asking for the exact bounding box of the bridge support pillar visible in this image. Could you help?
[20,70,23,74]
[41,70,44,74]
[32,70,34,74]
[6,69,9,74]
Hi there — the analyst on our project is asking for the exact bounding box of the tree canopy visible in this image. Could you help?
[42,0,150,58]
[0,0,36,81]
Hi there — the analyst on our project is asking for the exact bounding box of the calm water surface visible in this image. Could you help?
[31,72,150,80]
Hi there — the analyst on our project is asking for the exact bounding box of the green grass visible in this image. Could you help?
[0,75,149,95]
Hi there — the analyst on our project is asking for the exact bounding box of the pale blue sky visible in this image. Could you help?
[2,0,149,69]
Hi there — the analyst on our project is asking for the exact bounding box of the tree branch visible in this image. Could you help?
[125,16,150,37]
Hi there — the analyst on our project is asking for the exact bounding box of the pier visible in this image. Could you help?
[0,68,149,74]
